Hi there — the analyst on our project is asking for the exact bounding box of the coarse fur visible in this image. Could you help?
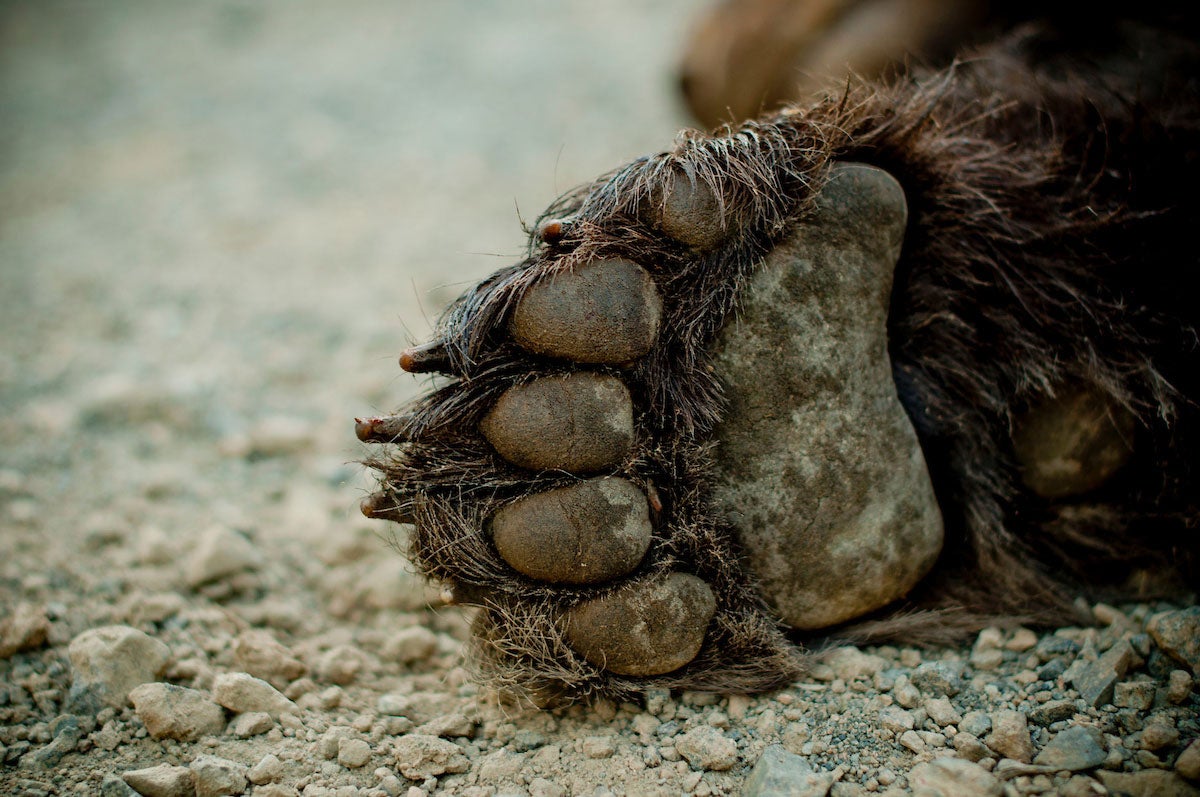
[365,19,1200,703]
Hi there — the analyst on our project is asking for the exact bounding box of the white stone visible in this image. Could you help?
[211,672,297,718]
[186,525,264,588]
[675,726,738,771]
[392,734,469,779]
[129,682,225,741]
[69,625,171,708]
[190,754,248,797]
[910,758,1002,797]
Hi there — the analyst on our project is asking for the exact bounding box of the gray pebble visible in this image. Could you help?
[1033,725,1107,771]
[1114,680,1156,710]
[490,477,651,585]
[1028,699,1076,727]
[911,662,965,697]
[742,744,832,797]
[101,775,140,797]
[1148,608,1200,673]
[509,258,662,364]
[1071,639,1137,707]
[392,734,470,779]
[68,625,170,710]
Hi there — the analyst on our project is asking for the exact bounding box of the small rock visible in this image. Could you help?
[529,778,567,797]
[910,758,1002,797]
[911,661,965,696]
[233,630,306,689]
[1174,739,1200,782]
[477,748,528,782]
[582,736,616,759]
[339,737,373,769]
[985,710,1033,763]
[952,732,990,762]
[101,774,140,797]
[1071,639,1138,707]
[317,645,370,685]
[231,711,273,738]
[185,525,264,588]
[392,734,469,779]
[1005,628,1039,653]
[824,647,888,681]
[1141,720,1180,751]
[248,753,283,785]
[1168,669,1194,703]
[1028,699,1076,727]
[1098,769,1200,797]
[26,715,82,769]
[1035,635,1081,663]
[878,706,915,734]
[415,712,475,738]
[1148,607,1200,673]
[319,727,355,759]
[382,627,439,665]
[899,730,926,753]
[1114,680,1156,710]
[675,726,738,771]
[0,603,50,658]
[211,672,297,718]
[893,677,921,709]
[190,754,247,797]
[742,745,833,797]
[69,625,171,709]
[375,691,450,724]
[960,711,992,738]
[122,764,195,797]
[1060,775,1105,797]
[924,697,961,728]
[129,683,226,741]
[1033,725,1107,771]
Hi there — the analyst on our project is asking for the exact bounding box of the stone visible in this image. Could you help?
[1033,725,1107,771]
[382,627,439,665]
[924,697,961,728]
[248,753,283,785]
[563,572,716,676]
[1097,770,1200,797]
[675,726,737,771]
[375,691,452,724]
[911,661,965,697]
[1005,628,1039,653]
[392,734,469,779]
[185,525,264,588]
[581,736,616,759]
[480,372,634,473]
[899,730,926,752]
[529,778,567,797]
[509,258,662,364]
[478,748,528,782]
[742,744,833,797]
[1177,739,1200,782]
[68,625,171,709]
[316,645,370,685]
[1149,607,1200,673]
[1141,720,1180,751]
[909,758,1002,797]
[1168,670,1194,704]
[129,683,226,741]
[710,164,942,630]
[1028,700,1076,727]
[415,712,475,738]
[232,630,306,689]
[211,672,297,718]
[101,775,140,797]
[824,647,888,681]
[1071,638,1138,707]
[984,710,1032,763]
[26,715,82,769]
[231,711,273,738]
[952,732,990,762]
[338,737,373,769]
[190,755,247,797]
[0,603,50,658]
[1114,680,1156,710]
[878,706,914,734]
[490,477,652,585]
[122,764,195,797]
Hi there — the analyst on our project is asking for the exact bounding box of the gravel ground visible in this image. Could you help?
[2,2,1198,796]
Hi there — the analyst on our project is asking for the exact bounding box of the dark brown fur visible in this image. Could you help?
[367,20,1199,702]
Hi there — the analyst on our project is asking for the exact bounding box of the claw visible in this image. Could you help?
[354,415,411,443]
[360,492,416,524]
[400,340,452,374]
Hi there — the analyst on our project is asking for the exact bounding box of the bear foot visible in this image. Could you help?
[358,147,946,701]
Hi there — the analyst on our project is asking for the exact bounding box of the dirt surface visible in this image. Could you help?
[2,3,1198,796]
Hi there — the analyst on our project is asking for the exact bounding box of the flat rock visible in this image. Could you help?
[211,672,297,718]
[563,572,716,676]
[129,683,226,741]
[742,744,832,797]
[1149,607,1200,673]
[189,755,247,797]
[675,726,738,771]
[1033,725,1107,771]
[509,258,662,364]
[480,372,633,472]
[710,163,942,629]
[909,758,1002,797]
[68,625,171,709]
[1071,638,1138,706]
[392,734,470,779]
[185,525,264,588]
[491,476,652,584]
[122,764,195,797]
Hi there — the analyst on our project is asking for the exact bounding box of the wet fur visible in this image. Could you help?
[368,20,1199,701]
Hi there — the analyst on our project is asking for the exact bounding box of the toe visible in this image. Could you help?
[490,477,652,585]
[479,372,633,472]
[655,169,728,250]
[563,572,716,676]
[509,259,662,364]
